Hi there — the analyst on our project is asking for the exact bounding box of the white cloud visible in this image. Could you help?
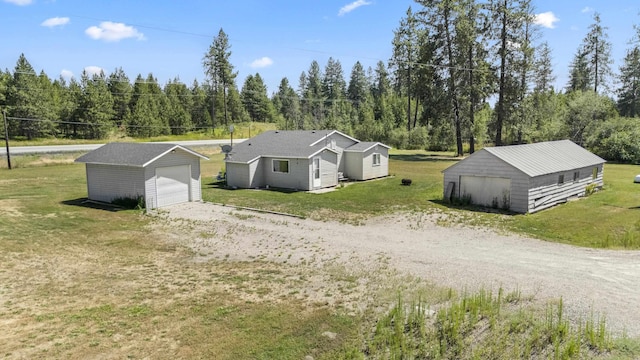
[534,12,559,29]
[60,69,74,79]
[85,21,145,42]
[338,0,372,16]
[3,0,33,5]
[84,66,104,77]
[41,17,70,28]
[581,7,593,13]
[250,57,273,69]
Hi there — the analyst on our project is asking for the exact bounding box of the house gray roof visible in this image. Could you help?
[75,142,208,167]
[225,130,352,163]
[482,140,605,177]
[345,142,391,152]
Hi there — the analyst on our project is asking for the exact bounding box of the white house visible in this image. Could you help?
[442,140,606,213]
[224,130,390,191]
[76,143,208,209]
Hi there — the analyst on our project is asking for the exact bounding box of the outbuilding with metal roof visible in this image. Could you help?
[442,140,606,213]
[76,143,208,209]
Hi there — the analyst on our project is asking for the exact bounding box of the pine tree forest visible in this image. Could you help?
[2,2,640,163]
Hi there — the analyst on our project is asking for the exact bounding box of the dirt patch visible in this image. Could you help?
[157,202,640,337]
[0,199,24,217]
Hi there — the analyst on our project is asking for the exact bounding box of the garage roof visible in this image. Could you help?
[483,140,605,177]
[75,143,208,167]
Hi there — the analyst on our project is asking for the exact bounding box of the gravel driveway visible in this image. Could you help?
[158,202,640,337]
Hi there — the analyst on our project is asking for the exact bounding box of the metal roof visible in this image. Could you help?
[225,130,354,163]
[75,142,208,167]
[482,140,606,177]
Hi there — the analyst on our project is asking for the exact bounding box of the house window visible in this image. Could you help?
[558,174,564,184]
[272,159,289,173]
[573,171,580,182]
[592,167,598,179]
[372,153,381,166]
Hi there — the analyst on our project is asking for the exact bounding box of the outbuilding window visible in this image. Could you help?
[573,171,580,182]
[372,153,381,166]
[558,174,564,184]
[592,167,598,179]
[272,159,289,173]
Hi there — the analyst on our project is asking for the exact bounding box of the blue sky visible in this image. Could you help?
[1,0,639,95]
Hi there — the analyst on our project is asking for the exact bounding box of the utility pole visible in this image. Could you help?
[2,109,11,170]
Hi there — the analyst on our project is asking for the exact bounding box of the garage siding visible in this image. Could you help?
[144,149,202,209]
[85,164,145,204]
[443,150,529,213]
[527,164,604,212]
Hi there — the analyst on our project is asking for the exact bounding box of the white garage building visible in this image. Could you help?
[76,143,208,209]
[442,140,605,213]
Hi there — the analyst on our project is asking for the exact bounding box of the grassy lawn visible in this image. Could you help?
[1,151,640,358]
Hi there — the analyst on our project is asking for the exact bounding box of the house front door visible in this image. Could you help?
[312,157,321,188]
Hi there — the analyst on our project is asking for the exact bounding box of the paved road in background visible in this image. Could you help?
[0,139,247,155]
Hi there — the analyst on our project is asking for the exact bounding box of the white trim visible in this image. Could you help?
[309,130,359,146]
[344,142,391,153]
[226,148,338,164]
[272,159,290,173]
[142,145,209,167]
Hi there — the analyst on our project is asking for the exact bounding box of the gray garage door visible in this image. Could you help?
[460,175,511,208]
[156,165,191,207]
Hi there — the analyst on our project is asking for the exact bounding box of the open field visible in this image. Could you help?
[1,151,640,358]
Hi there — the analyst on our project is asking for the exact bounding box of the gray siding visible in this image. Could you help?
[319,150,338,188]
[361,146,389,180]
[527,164,604,213]
[344,152,363,180]
[226,162,250,189]
[443,151,529,213]
[327,133,358,173]
[85,164,146,204]
[263,157,310,190]
[143,150,202,209]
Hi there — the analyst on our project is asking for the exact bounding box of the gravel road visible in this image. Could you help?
[159,202,640,337]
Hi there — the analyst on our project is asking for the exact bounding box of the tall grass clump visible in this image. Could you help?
[357,289,622,359]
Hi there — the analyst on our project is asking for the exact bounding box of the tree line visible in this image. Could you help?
[1,0,640,163]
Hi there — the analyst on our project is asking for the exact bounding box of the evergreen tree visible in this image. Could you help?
[533,42,555,93]
[302,61,325,128]
[567,50,591,92]
[164,78,193,135]
[203,28,238,126]
[79,70,115,139]
[241,73,273,122]
[7,54,55,139]
[582,12,613,93]
[347,61,369,109]
[108,67,132,127]
[617,25,640,117]
[189,80,211,130]
[274,77,301,130]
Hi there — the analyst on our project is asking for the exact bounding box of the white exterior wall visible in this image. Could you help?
[226,160,262,189]
[263,157,310,190]
[344,152,363,180]
[327,133,358,173]
[527,164,604,213]
[143,150,203,209]
[443,150,529,213]
[318,150,338,188]
[85,164,145,204]
[361,146,389,180]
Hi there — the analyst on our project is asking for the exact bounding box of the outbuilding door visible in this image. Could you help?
[156,165,191,207]
[312,157,321,188]
[460,175,511,208]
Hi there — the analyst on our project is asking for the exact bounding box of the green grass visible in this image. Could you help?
[6,121,276,146]
[1,154,640,358]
